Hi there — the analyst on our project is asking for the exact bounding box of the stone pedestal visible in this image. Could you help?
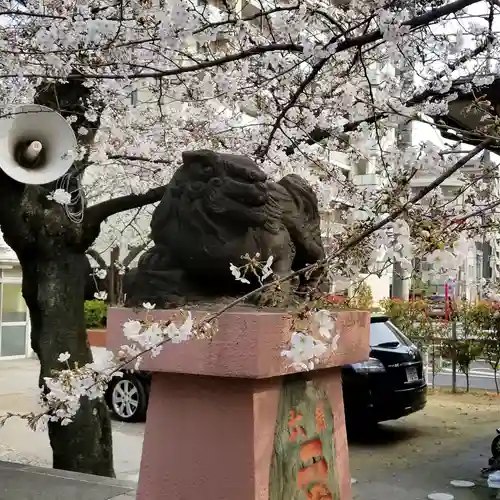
[107,307,370,500]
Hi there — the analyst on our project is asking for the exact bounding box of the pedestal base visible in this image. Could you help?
[137,369,351,500]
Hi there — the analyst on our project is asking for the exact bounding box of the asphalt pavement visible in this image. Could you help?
[430,360,500,391]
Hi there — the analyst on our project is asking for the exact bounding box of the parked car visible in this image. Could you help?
[427,294,450,318]
[105,315,427,424]
[342,315,427,426]
[105,371,151,422]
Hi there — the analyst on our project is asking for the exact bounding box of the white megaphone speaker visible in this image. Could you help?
[0,103,77,185]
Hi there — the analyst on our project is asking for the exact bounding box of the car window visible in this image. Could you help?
[370,320,412,347]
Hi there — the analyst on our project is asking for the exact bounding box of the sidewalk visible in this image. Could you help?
[0,356,142,482]
[0,460,136,500]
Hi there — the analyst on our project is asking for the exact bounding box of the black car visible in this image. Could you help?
[342,315,427,425]
[105,315,427,424]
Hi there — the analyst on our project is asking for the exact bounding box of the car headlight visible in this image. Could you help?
[351,357,386,373]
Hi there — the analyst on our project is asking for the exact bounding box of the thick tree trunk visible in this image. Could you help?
[0,76,124,477]
[20,251,115,476]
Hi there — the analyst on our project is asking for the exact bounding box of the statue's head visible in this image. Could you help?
[179,150,272,225]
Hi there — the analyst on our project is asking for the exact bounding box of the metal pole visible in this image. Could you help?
[451,317,457,394]
[390,0,415,301]
[392,90,412,300]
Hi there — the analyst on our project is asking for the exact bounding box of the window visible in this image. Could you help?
[241,1,270,35]
[339,167,351,180]
[0,274,28,357]
[414,258,432,272]
[1,266,21,279]
[130,89,138,106]
[2,283,26,322]
[197,37,232,56]
[1,325,27,357]
[370,319,412,347]
[356,158,368,176]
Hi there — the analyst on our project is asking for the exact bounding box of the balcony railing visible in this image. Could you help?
[353,173,380,186]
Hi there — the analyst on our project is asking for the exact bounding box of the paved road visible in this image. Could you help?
[429,359,500,391]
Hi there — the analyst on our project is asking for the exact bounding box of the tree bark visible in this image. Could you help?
[19,251,114,475]
[0,176,114,476]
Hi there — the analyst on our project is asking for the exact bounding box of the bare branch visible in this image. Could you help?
[123,241,150,268]
[85,185,167,226]
[256,56,331,158]
[106,155,173,165]
[86,248,107,269]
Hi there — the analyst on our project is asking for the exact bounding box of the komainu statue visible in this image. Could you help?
[124,150,325,308]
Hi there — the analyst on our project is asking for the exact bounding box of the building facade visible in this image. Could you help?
[0,233,31,359]
[408,144,500,301]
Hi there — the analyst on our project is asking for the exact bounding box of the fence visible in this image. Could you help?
[412,332,500,392]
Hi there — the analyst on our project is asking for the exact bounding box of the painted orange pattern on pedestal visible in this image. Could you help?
[315,402,327,433]
[269,378,338,500]
[288,409,306,442]
[286,405,333,500]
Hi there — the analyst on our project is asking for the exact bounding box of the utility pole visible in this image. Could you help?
[392,53,413,300]
[479,44,493,299]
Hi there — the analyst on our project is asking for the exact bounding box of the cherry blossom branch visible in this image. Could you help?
[0,44,302,80]
[0,0,481,81]
[0,10,65,19]
[453,198,500,225]
[282,38,492,153]
[201,139,493,322]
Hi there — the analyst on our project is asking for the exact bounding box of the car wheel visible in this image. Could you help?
[492,435,500,458]
[109,374,148,423]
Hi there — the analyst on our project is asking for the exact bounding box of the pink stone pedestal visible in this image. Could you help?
[107,307,370,500]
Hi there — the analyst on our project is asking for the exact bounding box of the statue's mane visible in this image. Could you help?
[151,159,284,244]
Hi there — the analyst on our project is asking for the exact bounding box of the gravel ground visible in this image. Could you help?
[350,389,500,499]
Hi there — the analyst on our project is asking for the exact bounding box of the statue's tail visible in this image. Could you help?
[277,174,325,287]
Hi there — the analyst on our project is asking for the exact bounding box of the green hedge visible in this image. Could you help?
[84,300,107,329]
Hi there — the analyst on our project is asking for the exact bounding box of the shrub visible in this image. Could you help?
[84,300,107,329]
[348,282,373,310]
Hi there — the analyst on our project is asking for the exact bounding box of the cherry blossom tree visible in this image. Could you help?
[0,0,500,477]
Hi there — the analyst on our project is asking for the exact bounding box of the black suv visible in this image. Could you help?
[105,315,427,424]
[342,315,427,425]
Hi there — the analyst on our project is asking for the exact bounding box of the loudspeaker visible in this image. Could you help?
[0,103,77,185]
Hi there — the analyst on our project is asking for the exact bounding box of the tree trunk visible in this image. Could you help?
[465,371,470,392]
[20,251,115,477]
[495,369,499,395]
